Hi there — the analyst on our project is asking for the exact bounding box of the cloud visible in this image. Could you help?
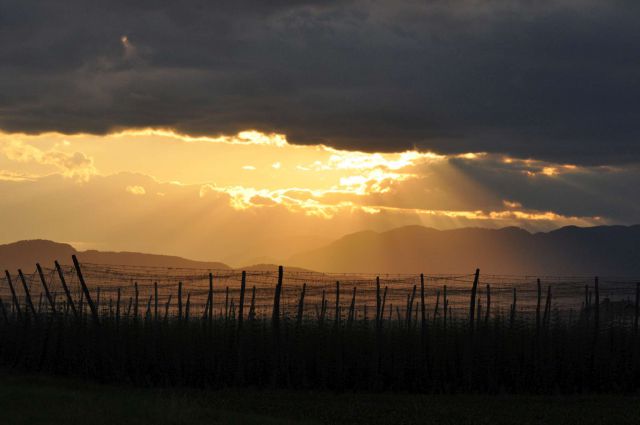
[1,1,639,164]
[503,200,522,209]
[0,170,36,182]
[113,129,288,147]
[0,138,96,181]
[125,185,146,195]
[1,130,638,225]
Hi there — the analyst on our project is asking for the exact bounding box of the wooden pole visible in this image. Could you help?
[248,286,256,321]
[585,284,589,307]
[18,269,37,318]
[238,271,247,327]
[208,273,214,325]
[154,281,159,321]
[296,282,306,327]
[536,279,542,335]
[407,284,417,328]
[420,274,426,331]
[164,294,172,321]
[319,289,326,325]
[509,287,517,327]
[227,297,236,321]
[469,268,480,331]
[380,286,388,328]
[0,297,8,323]
[405,294,410,324]
[334,281,340,326]
[224,286,229,320]
[433,289,440,320]
[54,261,77,320]
[323,297,328,323]
[594,276,600,332]
[584,284,590,322]
[185,292,191,322]
[320,291,329,322]
[202,292,211,321]
[635,282,640,335]
[145,295,152,321]
[71,255,99,325]
[4,270,22,320]
[133,282,139,320]
[347,286,356,326]
[271,267,284,326]
[443,285,448,328]
[95,287,101,314]
[177,281,183,321]
[543,285,552,329]
[36,264,56,314]
[376,276,381,329]
[116,287,121,325]
[485,284,491,325]
[79,290,84,319]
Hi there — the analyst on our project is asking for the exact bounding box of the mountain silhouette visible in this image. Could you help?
[288,225,640,275]
[4,225,640,275]
[0,240,231,272]
[0,240,314,273]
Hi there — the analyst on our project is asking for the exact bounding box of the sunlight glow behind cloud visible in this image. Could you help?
[0,127,625,254]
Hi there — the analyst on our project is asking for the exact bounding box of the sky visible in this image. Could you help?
[1,1,639,265]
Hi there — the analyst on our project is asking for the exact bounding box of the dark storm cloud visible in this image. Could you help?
[447,157,640,222]
[1,0,639,164]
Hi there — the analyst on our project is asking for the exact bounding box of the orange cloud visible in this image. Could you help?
[0,138,96,181]
[125,185,146,195]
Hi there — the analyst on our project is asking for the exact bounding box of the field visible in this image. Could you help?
[3,370,640,425]
[1,256,640,394]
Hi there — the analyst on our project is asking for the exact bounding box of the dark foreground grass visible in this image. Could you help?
[3,315,639,393]
[2,370,640,425]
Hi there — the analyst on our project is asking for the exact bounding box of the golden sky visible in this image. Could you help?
[0,129,616,265]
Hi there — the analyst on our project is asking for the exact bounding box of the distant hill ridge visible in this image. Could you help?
[288,224,640,275]
[0,239,232,272]
[0,239,314,273]
[3,224,640,275]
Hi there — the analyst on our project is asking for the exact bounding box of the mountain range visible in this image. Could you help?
[289,225,640,275]
[0,240,230,272]
[2,225,640,276]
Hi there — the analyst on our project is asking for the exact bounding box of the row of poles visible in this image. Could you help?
[2,256,89,323]
[3,258,640,334]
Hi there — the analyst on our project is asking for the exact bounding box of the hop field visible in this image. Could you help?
[1,257,639,393]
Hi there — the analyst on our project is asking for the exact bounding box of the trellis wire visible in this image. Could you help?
[1,260,638,326]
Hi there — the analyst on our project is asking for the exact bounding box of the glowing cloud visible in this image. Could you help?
[0,128,612,233]
[112,128,288,147]
[125,185,146,195]
[0,138,96,181]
